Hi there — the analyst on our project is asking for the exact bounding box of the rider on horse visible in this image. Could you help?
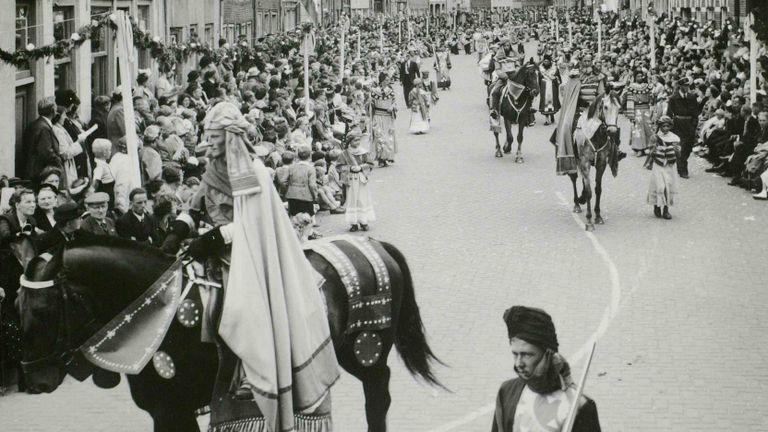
[488,38,525,120]
[162,102,339,432]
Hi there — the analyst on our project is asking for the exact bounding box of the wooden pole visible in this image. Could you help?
[749,12,757,104]
[650,18,656,69]
[304,32,311,117]
[597,15,602,59]
[339,26,346,83]
[357,30,361,60]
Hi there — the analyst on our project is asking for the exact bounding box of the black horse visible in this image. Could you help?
[487,62,540,161]
[17,236,443,432]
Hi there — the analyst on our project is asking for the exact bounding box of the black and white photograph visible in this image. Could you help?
[1,0,767,430]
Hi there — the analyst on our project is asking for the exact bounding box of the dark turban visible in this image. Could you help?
[503,306,559,352]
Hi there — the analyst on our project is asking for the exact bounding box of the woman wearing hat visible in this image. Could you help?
[34,183,59,232]
[645,116,680,220]
[340,129,375,232]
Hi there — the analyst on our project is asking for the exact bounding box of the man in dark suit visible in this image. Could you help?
[666,78,700,178]
[399,50,420,108]
[722,105,762,180]
[33,201,83,255]
[22,97,61,181]
[116,187,162,246]
[81,192,118,237]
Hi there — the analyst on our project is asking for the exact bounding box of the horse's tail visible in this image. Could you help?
[380,241,448,391]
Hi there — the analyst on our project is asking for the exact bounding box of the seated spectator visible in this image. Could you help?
[34,183,59,232]
[33,201,83,254]
[116,188,162,246]
[314,159,344,214]
[81,192,117,237]
[274,151,295,199]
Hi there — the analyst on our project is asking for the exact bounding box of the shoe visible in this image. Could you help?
[728,178,743,187]
[330,207,346,214]
[360,224,369,231]
[753,190,768,200]
[618,151,627,161]
[679,173,690,179]
[662,207,672,220]
[653,206,661,218]
[349,224,359,232]
[705,164,724,173]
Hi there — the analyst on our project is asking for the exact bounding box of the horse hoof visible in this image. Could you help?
[595,216,605,225]
[573,205,582,214]
[585,223,595,232]
[495,151,503,158]
[503,148,512,154]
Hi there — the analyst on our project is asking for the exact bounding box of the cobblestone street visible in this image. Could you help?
[2,52,768,431]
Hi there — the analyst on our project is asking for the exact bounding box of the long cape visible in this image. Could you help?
[551,77,581,175]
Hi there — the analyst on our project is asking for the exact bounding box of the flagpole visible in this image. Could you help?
[749,12,757,105]
[568,14,573,47]
[304,31,311,118]
[597,13,602,59]
[339,25,346,84]
[650,17,656,69]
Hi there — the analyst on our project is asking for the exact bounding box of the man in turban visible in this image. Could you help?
[492,306,601,432]
[162,102,339,432]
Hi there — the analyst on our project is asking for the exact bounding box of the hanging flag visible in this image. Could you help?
[300,0,320,24]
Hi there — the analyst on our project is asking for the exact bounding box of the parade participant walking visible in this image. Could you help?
[371,72,398,167]
[409,78,431,135]
[341,129,375,231]
[646,116,680,220]
[624,70,655,156]
[172,102,339,432]
[666,78,699,179]
[434,44,452,90]
[399,50,421,109]
[492,306,601,431]
[538,54,562,125]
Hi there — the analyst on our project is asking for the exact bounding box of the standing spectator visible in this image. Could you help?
[140,126,163,183]
[57,89,92,179]
[81,192,117,236]
[116,188,162,246]
[51,106,85,188]
[33,183,59,232]
[90,138,116,210]
[155,64,178,100]
[284,145,318,218]
[109,138,134,215]
[106,90,125,152]
[22,96,61,181]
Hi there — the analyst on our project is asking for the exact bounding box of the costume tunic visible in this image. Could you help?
[624,83,655,152]
[341,149,375,225]
[538,64,562,115]
[646,131,680,207]
[491,378,601,432]
[371,85,397,162]
[409,86,431,134]
[434,51,452,89]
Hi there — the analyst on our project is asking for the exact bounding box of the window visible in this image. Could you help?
[170,27,183,44]
[205,23,214,46]
[15,3,35,73]
[53,5,75,91]
[91,6,110,97]
[189,24,198,41]
[138,6,151,68]
[245,21,252,40]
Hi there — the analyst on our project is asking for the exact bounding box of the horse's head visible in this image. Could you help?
[509,63,539,98]
[17,236,172,393]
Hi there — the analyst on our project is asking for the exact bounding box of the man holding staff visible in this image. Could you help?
[491,306,602,432]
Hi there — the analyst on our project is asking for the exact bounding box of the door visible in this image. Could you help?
[15,86,31,176]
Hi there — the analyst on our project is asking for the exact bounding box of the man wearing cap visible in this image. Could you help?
[33,201,83,254]
[492,306,601,432]
[666,77,700,178]
[81,193,117,237]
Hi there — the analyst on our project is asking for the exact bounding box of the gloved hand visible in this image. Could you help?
[186,226,226,261]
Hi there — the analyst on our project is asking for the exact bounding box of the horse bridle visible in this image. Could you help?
[19,271,100,375]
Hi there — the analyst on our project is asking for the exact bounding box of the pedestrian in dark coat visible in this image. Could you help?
[666,78,700,178]
[116,188,162,246]
[22,97,61,181]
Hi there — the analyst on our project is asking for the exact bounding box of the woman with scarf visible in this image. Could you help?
[165,102,339,432]
[371,72,398,167]
[492,306,601,432]
[645,116,681,220]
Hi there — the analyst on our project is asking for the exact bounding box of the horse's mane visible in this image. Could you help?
[509,63,537,88]
[66,234,169,260]
[587,94,605,121]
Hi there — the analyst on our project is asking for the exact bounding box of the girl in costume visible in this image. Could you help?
[645,116,680,220]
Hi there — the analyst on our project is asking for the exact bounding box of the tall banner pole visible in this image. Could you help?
[568,14,573,47]
[650,18,656,69]
[304,31,311,117]
[114,11,142,189]
[357,29,361,60]
[749,12,757,104]
[380,23,384,53]
[398,18,402,45]
[339,26,346,84]
[598,18,602,59]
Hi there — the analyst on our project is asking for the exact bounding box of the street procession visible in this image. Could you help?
[1,0,768,430]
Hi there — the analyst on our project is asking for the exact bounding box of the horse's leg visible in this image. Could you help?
[580,162,594,231]
[362,364,393,432]
[515,117,525,163]
[569,173,582,213]
[503,118,512,154]
[594,156,606,225]
[494,131,503,158]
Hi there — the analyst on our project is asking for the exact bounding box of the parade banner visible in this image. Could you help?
[114,11,142,191]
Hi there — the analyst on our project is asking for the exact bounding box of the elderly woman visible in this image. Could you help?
[162,102,338,432]
[645,116,681,220]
